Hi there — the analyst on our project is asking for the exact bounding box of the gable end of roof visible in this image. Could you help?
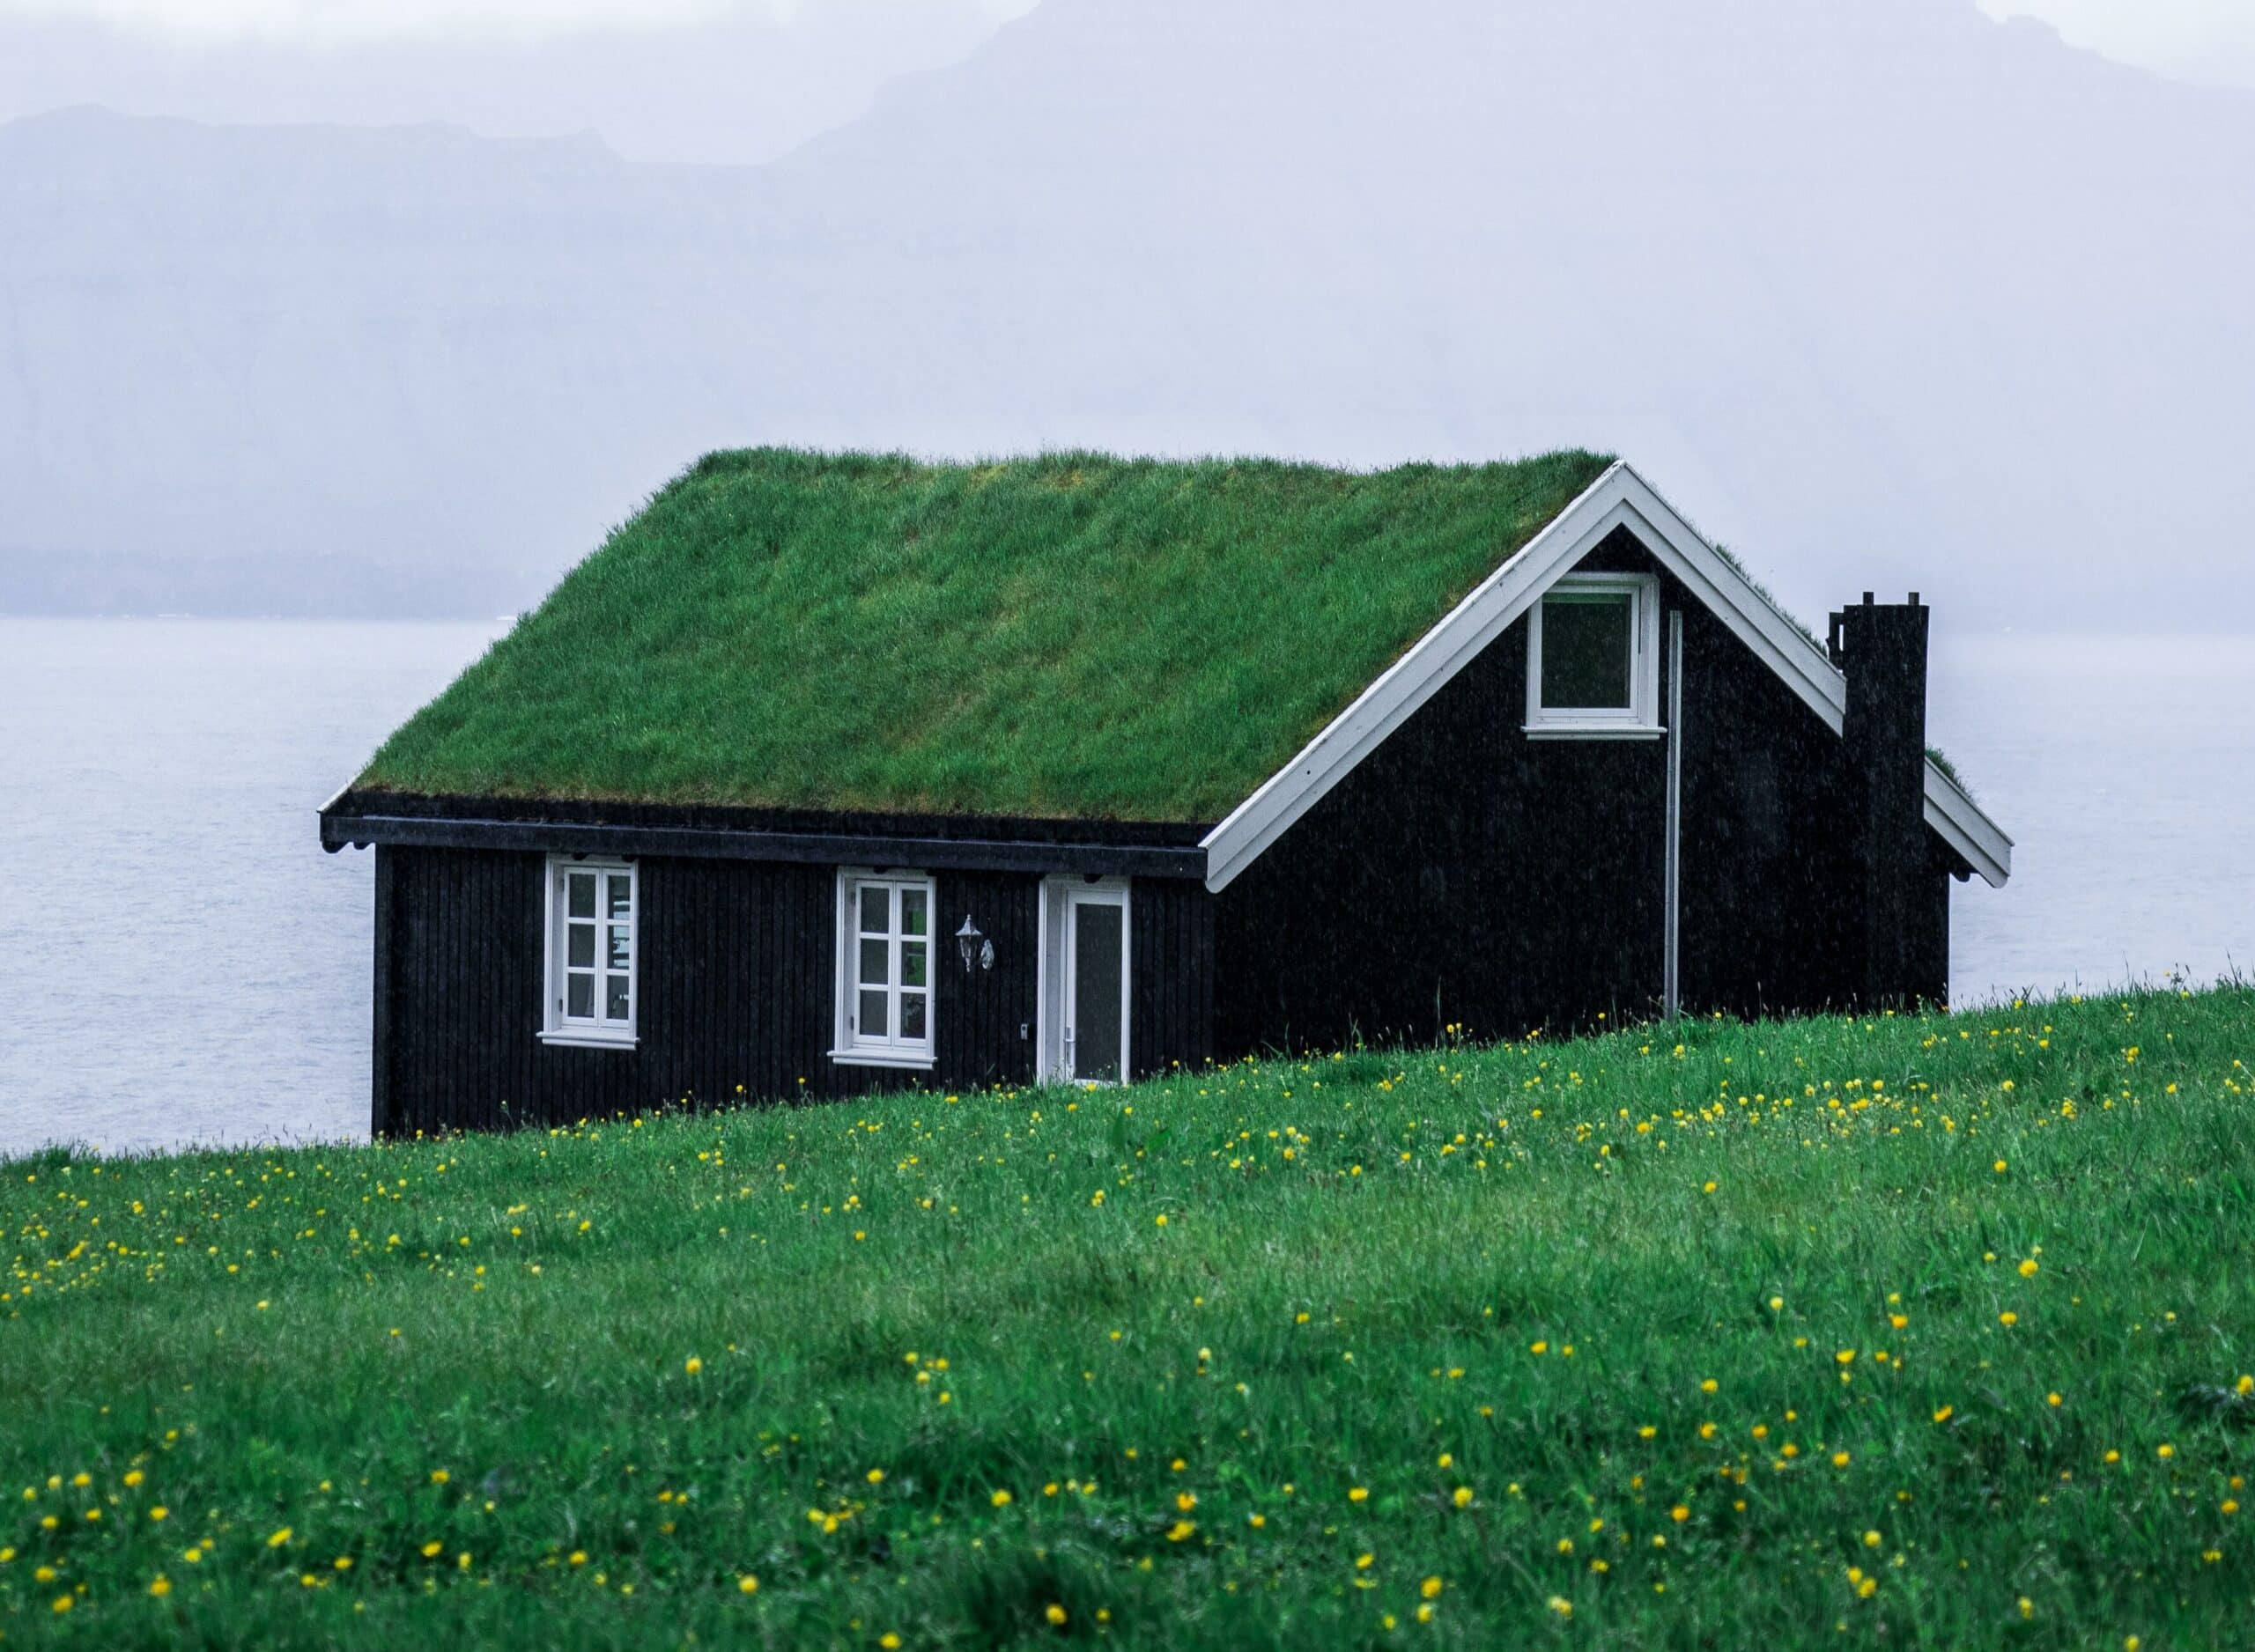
[1199,462,2014,893]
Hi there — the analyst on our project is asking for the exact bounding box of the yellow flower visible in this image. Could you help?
[569,1551,588,1567]
[737,1575,758,1595]
[149,1506,169,1522]
[2018,1259,2038,1278]
[1670,1505,1689,1523]
[1994,1159,2007,1173]
[2157,1444,2175,1460]
[1548,1597,1573,1619]
[684,1357,703,1375]
[1453,1486,1473,1508]
[1700,1378,1719,1393]
[1862,1530,1882,1548]
[990,1489,1013,1508]
[1176,1492,1196,1512]
[1349,1486,1369,1503]
[421,1541,443,1558]
[124,1471,144,1488]
[150,1576,172,1597]
[1832,1451,1852,1468]
[1154,1215,1167,1227]
[881,1636,902,1650]
[867,1469,884,1485]
[1421,1575,1443,1599]
[52,1595,73,1614]
[2000,1312,2018,1327]
[1166,1520,1196,1542]
[430,1469,449,1485]
[1046,1604,1068,1626]
[267,1527,292,1548]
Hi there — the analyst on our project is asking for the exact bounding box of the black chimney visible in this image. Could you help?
[1827,593,1932,1009]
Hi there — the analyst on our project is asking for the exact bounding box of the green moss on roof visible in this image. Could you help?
[357,447,1616,822]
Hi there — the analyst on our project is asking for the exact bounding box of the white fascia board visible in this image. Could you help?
[1200,460,2014,893]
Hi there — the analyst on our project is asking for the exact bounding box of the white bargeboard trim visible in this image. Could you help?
[1198,461,2013,892]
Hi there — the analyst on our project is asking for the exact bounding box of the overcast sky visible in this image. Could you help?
[0,0,2245,70]
[0,0,2247,168]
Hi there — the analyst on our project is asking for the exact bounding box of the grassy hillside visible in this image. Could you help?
[353,447,1613,820]
[6,989,2252,1648]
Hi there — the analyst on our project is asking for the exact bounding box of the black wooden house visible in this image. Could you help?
[321,451,2011,1136]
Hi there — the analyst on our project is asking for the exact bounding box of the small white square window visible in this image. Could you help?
[832,870,937,1069]
[541,858,637,1047]
[1525,572,1664,738]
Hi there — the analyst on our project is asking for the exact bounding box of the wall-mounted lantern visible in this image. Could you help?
[956,914,994,973]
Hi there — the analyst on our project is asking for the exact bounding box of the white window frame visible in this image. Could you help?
[1035,876,1132,1086]
[831,868,938,1070]
[1524,571,1665,738]
[540,856,639,1049]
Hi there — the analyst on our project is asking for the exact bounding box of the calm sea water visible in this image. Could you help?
[0,619,2248,1156]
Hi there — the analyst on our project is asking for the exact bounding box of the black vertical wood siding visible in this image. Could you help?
[376,854,1212,1134]
[1212,527,1953,1053]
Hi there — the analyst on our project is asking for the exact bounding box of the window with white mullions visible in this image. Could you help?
[834,871,935,1066]
[543,858,637,1046]
[1524,571,1664,737]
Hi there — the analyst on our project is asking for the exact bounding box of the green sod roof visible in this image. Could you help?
[356,447,1617,822]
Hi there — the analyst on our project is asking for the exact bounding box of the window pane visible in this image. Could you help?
[607,926,632,970]
[900,992,927,1041]
[607,874,632,919]
[606,975,630,1021]
[858,988,888,1038]
[901,888,928,937]
[567,924,595,969]
[860,885,890,935]
[902,940,927,988]
[859,937,889,986]
[1541,594,1634,710]
[567,974,595,1019]
[567,873,596,918]
[1072,903,1125,1081]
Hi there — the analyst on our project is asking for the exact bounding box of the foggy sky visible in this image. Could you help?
[0,0,2247,166]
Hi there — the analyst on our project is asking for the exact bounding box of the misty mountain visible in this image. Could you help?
[3,0,2251,627]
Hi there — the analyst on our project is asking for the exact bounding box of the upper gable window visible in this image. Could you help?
[1525,572,1663,737]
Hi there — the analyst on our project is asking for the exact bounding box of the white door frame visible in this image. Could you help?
[1036,876,1132,1084]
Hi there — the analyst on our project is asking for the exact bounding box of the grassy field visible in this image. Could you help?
[5,989,2252,1649]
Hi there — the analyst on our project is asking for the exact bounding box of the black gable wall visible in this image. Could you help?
[1210,529,1953,1056]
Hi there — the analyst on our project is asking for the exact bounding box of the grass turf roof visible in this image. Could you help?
[357,447,1616,822]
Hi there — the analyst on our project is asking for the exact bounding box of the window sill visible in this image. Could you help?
[828,1048,937,1071]
[1523,723,1667,741]
[538,1029,639,1051]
